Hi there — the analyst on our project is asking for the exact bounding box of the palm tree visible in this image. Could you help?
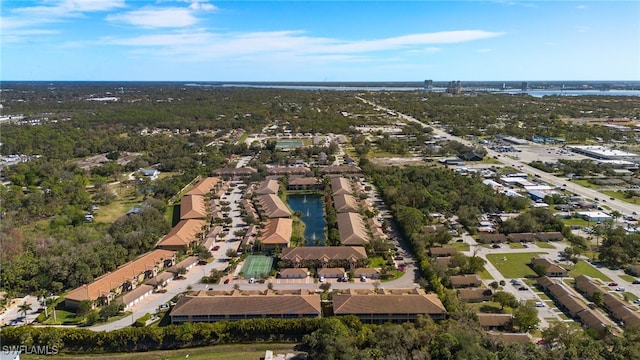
[18,302,32,319]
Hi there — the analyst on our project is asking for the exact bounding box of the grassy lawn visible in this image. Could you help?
[94,185,144,223]
[602,190,640,204]
[451,242,470,252]
[620,274,638,282]
[625,292,639,301]
[536,292,551,301]
[561,218,590,227]
[477,267,494,280]
[22,343,302,360]
[486,252,547,278]
[368,256,386,268]
[535,241,556,249]
[567,260,612,282]
[509,243,525,249]
[570,179,595,188]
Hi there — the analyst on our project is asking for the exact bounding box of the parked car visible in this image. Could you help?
[632,280,640,285]
[608,282,619,287]
[616,287,626,292]
[319,276,325,282]
[360,275,367,282]
[223,278,230,284]
[511,279,522,285]
[492,244,501,248]
[212,245,220,251]
[249,277,255,284]
[535,302,545,307]
[518,286,528,291]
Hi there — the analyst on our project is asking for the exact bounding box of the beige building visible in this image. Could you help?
[260,218,293,250]
[337,212,370,245]
[65,249,175,309]
[170,290,321,324]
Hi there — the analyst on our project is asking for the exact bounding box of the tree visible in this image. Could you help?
[18,302,32,319]
[98,302,123,321]
[226,249,238,258]
[591,290,604,307]
[513,301,540,333]
[76,300,93,317]
[492,291,517,310]
[532,263,548,277]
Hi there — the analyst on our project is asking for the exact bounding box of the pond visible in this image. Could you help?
[287,193,326,246]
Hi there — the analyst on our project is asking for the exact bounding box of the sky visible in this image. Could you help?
[1,0,639,82]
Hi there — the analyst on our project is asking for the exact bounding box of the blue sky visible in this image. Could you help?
[1,0,639,81]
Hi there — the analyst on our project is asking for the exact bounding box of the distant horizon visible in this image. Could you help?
[3,80,640,84]
[2,1,638,81]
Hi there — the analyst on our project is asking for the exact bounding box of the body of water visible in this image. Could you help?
[287,193,326,246]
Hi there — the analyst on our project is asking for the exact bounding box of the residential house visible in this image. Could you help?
[352,268,380,279]
[267,167,310,176]
[457,288,493,303]
[287,177,323,191]
[477,314,513,331]
[186,177,220,196]
[212,167,257,177]
[280,246,368,270]
[317,268,346,279]
[138,168,160,181]
[319,165,362,175]
[256,194,292,219]
[256,179,280,195]
[530,257,568,277]
[535,232,564,242]
[157,219,208,251]
[333,194,359,213]
[429,247,457,258]
[449,274,482,288]
[337,212,370,245]
[332,289,447,323]
[278,268,309,279]
[65,249,175,310]
[167,256,200,275]
[331,177,353,195]
[508,233,537,243]
[259,218,293,250]
[477,233,507,244]
[180,195,207,220]
[170,290,321,324]
[116,284,155,310]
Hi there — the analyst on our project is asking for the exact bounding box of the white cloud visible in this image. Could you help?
[1,0,125,42]
[101,29,503,63]
[107,7,199,28]
[476,48,492,53]
[189,2,217,11]
[576,5,588,10]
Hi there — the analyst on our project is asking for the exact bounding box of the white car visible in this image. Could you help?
[535,301,545,307]
[319,276,325,282]
[615,287,626,292]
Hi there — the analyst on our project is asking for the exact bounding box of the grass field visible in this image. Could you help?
[451,242,470,252]
[477,267,494,280]
[486,252,546,278]
[22,343,302,360]
[620,274,638,283]
[567,260,612,282]
[535,241,556,249]
[241,255,274,279]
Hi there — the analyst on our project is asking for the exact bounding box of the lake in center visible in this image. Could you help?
[287,193,326,246]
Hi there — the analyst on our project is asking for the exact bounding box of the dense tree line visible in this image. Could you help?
[0,200,170,294]
[3,313,639,358]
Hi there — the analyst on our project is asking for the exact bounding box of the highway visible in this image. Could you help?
[357,96,640,217]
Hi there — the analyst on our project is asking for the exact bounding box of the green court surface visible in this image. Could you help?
[241,255,274,279]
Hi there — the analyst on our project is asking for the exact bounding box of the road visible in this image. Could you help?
[0,295,41,327]
[356,97,640,218]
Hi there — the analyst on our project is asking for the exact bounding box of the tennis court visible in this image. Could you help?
[241,255,274,279]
